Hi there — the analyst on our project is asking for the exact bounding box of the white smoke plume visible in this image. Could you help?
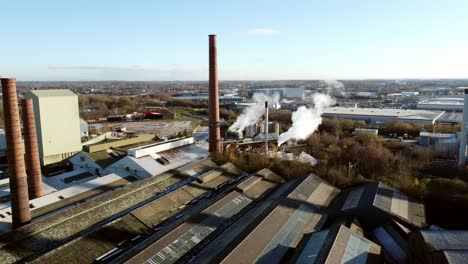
[228,92,280,133]
[324,80,346,97]
[277,93,335,146]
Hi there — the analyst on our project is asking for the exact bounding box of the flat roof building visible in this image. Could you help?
[417,97,464,112]
[248,88,305,99]
[419,132,458,151]
[323,107,445,125]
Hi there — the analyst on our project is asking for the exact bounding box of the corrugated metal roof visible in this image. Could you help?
[295,229,330,263]
[332,182,426,228]
[0,173,126,235]
[145,194,252,264]
[373,226,407,264]
[222,174,338,263]
[108,143,209,179]
[438,112,463,123]
[443,250,468,264]
[374,183,426,228]
[292,225,381,264]
[420,230,468,251]
[287,173,340,208]
[254,204,320,263]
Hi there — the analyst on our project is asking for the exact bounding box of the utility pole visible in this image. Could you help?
[348,162,356,178]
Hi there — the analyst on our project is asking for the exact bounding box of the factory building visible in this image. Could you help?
[323,107,445,125]
[248,87,304,99]
[437,112,463,124]
[79,118,88,138]
[419,132,458,151]
[25,90,82,165]
[416,97,464,112]
[174,93,245,104]
[130,168,284,264]
[354,128,379,136]
[143,109,175,120]
[222,174,340,263]
[402,91,420,96]
[242,121,280,139]
[356,92,378,98]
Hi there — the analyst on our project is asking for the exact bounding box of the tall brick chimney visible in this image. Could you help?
[1,78,31,228]
[21,98,43,199]
[208,34,221,153]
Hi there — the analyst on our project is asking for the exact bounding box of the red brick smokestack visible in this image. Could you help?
[208,34,221,153]
[22,99,43,199]
[1,78,31,228]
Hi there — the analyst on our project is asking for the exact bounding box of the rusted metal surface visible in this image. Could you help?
[22,99,43,199]
[208,34,221,153]
[1,78,31,228]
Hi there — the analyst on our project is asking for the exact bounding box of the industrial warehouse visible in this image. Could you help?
[0,34,467,264]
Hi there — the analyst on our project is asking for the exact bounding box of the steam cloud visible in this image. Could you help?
[325,80,346,97]
[277,93,335,146]
[228,92,280,133]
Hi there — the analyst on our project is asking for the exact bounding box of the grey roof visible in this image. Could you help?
[32,162,247,264]
[438,112,463,123]
[222,174,340,263]
[408,230,468,264]
[372,221,409,264]
[420,132,457,138]
[0,159,219,264]
[331,182,426,228]
[291,225,382,264]
[420,230,468,251]
[146,193,253,264]
[443,250,468,264]
[323,107,444,121]
[128,169,284,264]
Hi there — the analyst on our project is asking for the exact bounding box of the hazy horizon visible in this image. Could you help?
[7,78,468,83]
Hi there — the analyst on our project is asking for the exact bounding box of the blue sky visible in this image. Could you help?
[1,0,468,81]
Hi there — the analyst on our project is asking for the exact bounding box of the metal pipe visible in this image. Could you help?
[265,101,269,153]
[458,89,468,169]
[208,34,221,153]
[1,78,31,228]
[22,99,43,199]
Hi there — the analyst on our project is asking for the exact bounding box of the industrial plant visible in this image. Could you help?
[0,34,467,264]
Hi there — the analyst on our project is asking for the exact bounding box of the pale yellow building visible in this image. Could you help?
[26,89,82,165]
